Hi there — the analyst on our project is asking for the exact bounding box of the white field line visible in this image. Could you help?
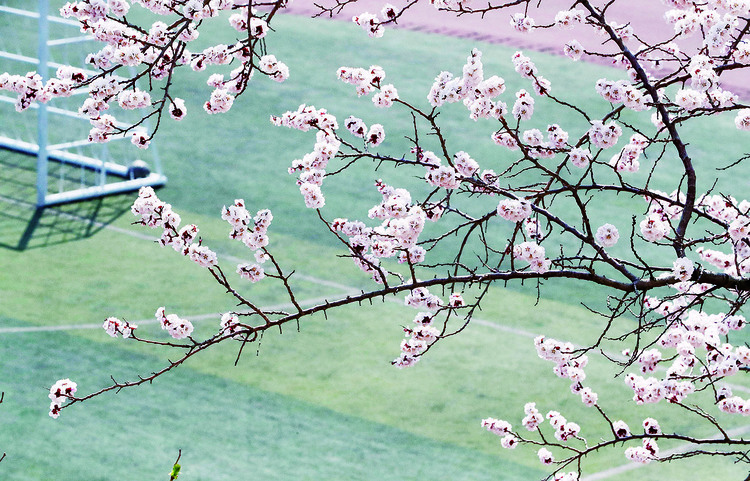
[0,295,341,334]
[294,273,360,295]
[471,317,540,339]
[583,424,750,481]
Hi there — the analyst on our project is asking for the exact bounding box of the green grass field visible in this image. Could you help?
[1,5,750,481]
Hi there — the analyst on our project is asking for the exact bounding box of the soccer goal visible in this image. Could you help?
[0,1,167,208]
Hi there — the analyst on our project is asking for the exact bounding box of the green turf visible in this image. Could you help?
[0,319,546,481]
[2,4,750,481]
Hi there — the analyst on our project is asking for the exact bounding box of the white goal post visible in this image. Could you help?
[0,0,167,208]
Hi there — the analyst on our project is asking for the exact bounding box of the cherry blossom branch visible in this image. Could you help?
[22,1,750,479]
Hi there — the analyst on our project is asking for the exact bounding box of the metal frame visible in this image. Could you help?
[0,1,167,207]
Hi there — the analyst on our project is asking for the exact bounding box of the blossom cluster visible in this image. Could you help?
[609,134,648,173]
[406,150,456,190]
[698,243,750,277]
[499,123,566,159]
[672,257,694,282]
[534,336,598,407]
[511,89,534,121]
[563,39,584,61]
[229,5,269,38]
[481,403,585,468]
[512,51,550,96]
[0,67,78,112]
[102,316,137,338]
[522,217,544,241]
[481,417,512,437]
[521,402,544,431]
[619,305,749,406]
[554,9,584,29]
[497,199,532,222]
[271,104,344,208]
[665,4,748,50]
[613,419,631,438]
[392,311,441,368]
[337,65,399,107]
[509,12,535,33]
[392,291,462,369]
[624,438,659,464]
[481,416,521,449]
[156,306,194,340]
[221,199,272,282]
[427,49,508,121]
[567,147,592,168]
[513,242,551,274]
[49,379,77,419]
[588,120,623,149]
[547,410,582,441]
[595,78,650,112]
[258,54,290,83]
[351,4,397,38]
[131,187,218,268]
[219,312,246,340]
[331,180,430,283]
[344,116,385,146]
[453,151,480,177]
[639,190,684,242]
[10,0,291,146]
[693,194,750,276]
[698,194,750,224]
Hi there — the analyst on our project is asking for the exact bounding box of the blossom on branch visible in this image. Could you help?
[49,379,77,419]
[102,317,137,338]
[156,307,194,340]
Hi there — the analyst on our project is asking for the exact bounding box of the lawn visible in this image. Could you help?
[1,4,749,481]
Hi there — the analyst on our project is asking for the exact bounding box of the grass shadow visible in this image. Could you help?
[0,150,134,251]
